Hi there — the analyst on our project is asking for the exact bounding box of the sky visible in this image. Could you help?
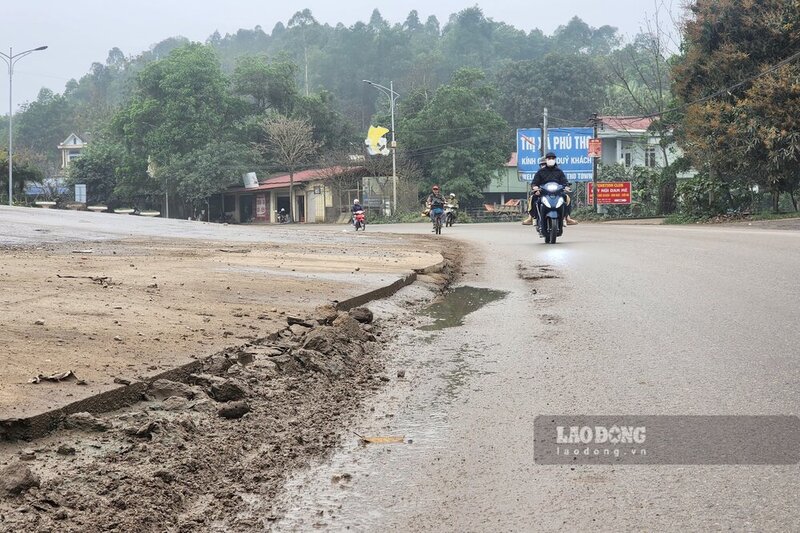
[1,0,684,112]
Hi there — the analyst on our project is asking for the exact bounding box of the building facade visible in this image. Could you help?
[217,167,368,224]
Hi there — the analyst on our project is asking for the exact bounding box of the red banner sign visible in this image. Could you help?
[588,138,602,158]
[587,182,632,205]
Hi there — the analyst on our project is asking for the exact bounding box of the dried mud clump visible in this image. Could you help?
[0,309,386,533]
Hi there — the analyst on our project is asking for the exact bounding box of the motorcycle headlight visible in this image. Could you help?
[543,182,560,193]
[542,197,553,208]
[556,197,564,208]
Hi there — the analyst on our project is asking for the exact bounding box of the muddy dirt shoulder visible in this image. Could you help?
[0,249,461,533]
[0,234,443,422]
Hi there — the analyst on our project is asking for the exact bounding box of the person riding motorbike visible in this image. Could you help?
[425,185,446,231]
[531,152,578,235]
[445,192,459,224]
[351,199,364,229]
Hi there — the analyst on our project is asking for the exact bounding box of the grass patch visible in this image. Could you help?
[663,211,800,224]
[367,211,428,224]
[749,211,800,221]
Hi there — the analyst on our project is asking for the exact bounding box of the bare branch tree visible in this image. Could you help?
[605,0,681,213]
[314,149,364,214]
[313,145,424,216]
[257,115,316,222]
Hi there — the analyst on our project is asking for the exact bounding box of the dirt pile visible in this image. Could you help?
[0,307,389,532]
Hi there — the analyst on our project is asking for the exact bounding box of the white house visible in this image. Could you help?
[57,133,87,170]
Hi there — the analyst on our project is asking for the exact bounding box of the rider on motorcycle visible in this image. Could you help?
[447,193,459,209]
[425,185,446,230]
[532,152,577,235]
[351,199,364,228]
[446,193,459,223]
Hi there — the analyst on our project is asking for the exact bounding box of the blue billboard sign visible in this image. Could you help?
[516,127,594,182]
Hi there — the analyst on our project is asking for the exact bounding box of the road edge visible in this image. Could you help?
[0,254,448,442]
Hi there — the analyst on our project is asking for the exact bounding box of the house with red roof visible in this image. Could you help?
[596,115,663,168]
[218,166,369,224]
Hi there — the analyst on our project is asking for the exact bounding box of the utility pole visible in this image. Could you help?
[542,107,548,157]
[390,81,397,216]
[363,80,399,214]
[592,112,599,212]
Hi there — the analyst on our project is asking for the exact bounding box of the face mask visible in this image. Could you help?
[546,159,556,167]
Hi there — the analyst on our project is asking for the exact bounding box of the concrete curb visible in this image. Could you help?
[0,360,206,442]
[335,254,445,310]
[412,257,447,275]
[335,273,417,311]
[1,255,448,442]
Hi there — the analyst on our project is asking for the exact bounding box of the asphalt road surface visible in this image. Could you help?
[277,220,800,531]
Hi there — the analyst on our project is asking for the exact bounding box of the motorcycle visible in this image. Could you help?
[536,183,569,244]
[276,210,289,224]
[444,204,457,227]
[431,205,445,234]
[353,210,366,231]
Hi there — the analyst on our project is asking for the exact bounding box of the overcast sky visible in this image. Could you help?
[2,1,684,112]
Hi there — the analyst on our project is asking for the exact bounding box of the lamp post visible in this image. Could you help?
[363,79,399,215]
[0,45,48,206]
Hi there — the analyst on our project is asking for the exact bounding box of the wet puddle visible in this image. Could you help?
[418,286,508,331]
[273,287,509,530]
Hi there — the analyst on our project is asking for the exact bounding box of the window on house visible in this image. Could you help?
[645,146,657,168]
[622,146,632,167]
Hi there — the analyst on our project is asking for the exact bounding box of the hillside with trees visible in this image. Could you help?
[3,2,799,217]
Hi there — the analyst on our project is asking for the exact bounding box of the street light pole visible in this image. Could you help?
[390,80,396,215]
[362,80,399,215]
[0,45,48,206]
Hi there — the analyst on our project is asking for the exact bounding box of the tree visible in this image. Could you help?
[607,5,681,214]
[66,141,126,206]
[287,9,320,97]
[170,141,256,216]
[399,68,511,201]
[553,17,620,55]
[258,115,316,221]
[293,91,354,149]
[232,56,299,114]
[15,89,77,169]
[672,0,800,212]
[111,43,233,215]
[0,148,44,204]
[441,8,496,71]
[494,54,607,129]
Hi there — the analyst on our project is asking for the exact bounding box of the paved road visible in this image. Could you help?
[277,221,800,531]
[0,205,411,247]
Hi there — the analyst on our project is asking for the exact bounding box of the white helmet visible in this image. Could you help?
[449,193,455,198]
[354,199,360,204]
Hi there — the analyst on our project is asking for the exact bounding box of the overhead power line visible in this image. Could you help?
[635,48,800,120]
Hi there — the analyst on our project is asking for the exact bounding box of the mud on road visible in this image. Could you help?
[0,235,441,422]
[0,267,455,532]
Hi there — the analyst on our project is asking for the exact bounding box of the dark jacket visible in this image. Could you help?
[532,165,568,187]
[351,203,364,213]
[426,193,446,208]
